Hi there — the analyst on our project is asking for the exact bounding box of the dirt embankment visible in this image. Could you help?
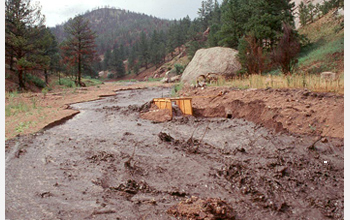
[180,87,343,139]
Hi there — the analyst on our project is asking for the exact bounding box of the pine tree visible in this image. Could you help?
[110,46,125,77]
[298,2,309,27]
[61,15,97,86]
[127,45,137,72]
[36,28,59,85]
[207,0,222,47]
[218,0,249,47]
[5,0,46,90]
[138,31,150,68]
[219,0,295,48]
[103,49,111,71]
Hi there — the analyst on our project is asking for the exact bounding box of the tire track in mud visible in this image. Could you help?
[5,87,344,220]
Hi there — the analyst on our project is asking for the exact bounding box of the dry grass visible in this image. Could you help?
[212,73,344,94]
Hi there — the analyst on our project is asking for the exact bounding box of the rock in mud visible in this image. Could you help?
[158,132,174,142]
[167,196,236,219]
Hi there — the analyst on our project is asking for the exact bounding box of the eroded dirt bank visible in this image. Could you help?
[180,87,344,139]
[6,87,343,219]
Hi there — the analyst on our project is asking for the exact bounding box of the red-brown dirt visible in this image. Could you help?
[179,86,344,139]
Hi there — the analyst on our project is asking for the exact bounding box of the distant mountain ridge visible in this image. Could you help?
[50,7,173,55]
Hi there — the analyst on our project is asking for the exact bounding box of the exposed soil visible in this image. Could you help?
[180,86,344,139]
[5,87,344,219]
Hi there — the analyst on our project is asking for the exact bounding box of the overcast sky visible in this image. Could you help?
[37,0,219,27]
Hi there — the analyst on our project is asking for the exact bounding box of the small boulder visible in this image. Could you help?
[160,77,169,83]
[170,75,181,83]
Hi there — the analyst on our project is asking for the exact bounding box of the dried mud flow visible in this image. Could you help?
[6,87,344,220]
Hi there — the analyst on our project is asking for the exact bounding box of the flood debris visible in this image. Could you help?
[109,179,153,195]
[158,132,174,142]
[87,151,115,164]
[167,196,236,220]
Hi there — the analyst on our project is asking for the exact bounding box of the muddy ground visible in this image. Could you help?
[5,87,344,219]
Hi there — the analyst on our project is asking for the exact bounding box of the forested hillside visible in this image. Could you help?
[51,8,173,55]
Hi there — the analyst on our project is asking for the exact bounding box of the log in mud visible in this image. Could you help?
[5,87,343,219]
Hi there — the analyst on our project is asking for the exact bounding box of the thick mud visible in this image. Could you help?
[6,87,344,219]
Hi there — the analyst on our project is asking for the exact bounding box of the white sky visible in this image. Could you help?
[36,0,217,27]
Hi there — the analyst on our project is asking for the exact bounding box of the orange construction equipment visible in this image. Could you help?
[153,97,193,118]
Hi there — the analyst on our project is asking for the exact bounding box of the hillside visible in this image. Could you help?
[50,7,173,55]
[297,9,344,75]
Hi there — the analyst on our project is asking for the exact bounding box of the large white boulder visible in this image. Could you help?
[181,47,241,85]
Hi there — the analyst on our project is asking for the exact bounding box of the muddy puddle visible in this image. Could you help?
[6,87,344,219]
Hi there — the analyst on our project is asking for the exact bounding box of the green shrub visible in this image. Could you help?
[174,63,185,75]
[148,77,161,82]
[42,87,49,97]
[171,82,184,97]
[107,73,115,79]
[82,78,103,87]
[25,74,46,88]
[57,78,75,88]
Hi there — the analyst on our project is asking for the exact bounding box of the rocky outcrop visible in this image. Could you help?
[181,47,241,85]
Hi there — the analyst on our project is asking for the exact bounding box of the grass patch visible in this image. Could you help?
[56,78,76,88]
[171,82,184,97]
[5,90,19,99]
[6,101,30,117]
[298,37,344,67]
[82,78,103,87]
[147,77,162,82]
[15,121,33,133]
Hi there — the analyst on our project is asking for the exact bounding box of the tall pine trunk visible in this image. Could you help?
[18,69,25,90]
[44,69,48,85]
[77,53,82,86]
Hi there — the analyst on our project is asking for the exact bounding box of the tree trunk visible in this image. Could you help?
[18,69,25,90]
[10,53,14,71]
[78,54,82,86]
[44,69,48,85]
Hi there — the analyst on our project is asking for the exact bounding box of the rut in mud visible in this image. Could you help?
[5,87,343,219]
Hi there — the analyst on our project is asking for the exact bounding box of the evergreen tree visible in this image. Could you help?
[61,15,97,86]
[218,0,249,47]
[110,46,125,77]
[5,0,46,90]
[298,2,309,27]
[308,3,316,23]
[150,30,165,68]
[103,49,111,70]
[198,0,215,31]
[127,45,137,72]
[138,31,150,68]
[219,0,295,48]
[40,28,59,84]
[207,0,222,47]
